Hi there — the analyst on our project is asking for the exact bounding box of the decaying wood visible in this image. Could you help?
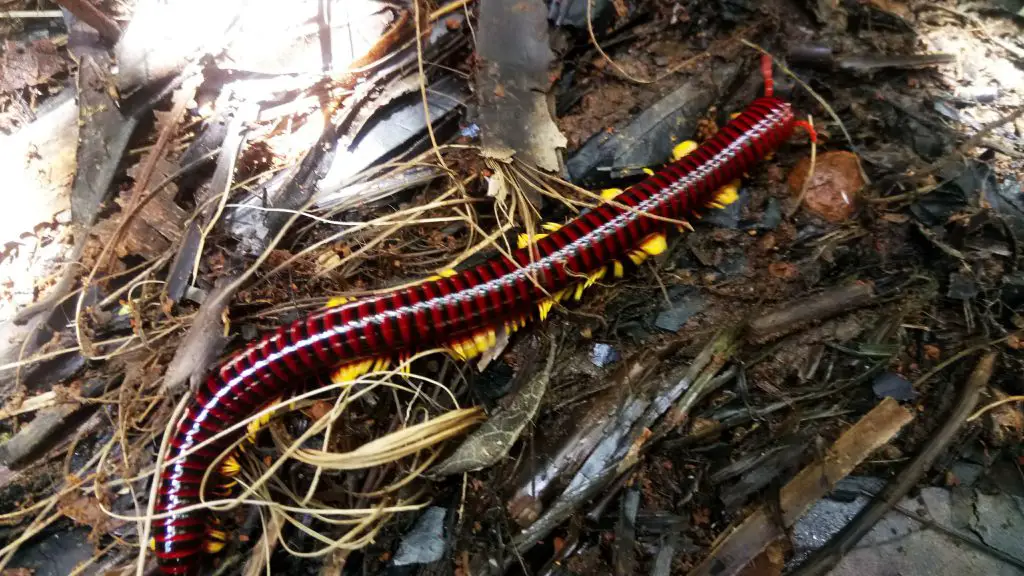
[511,328,741,559]
[161,274,238,394]
[476,0,566,172]
[0,376,120,467]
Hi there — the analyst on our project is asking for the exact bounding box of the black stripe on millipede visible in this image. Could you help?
[373,297,396,348]
[476,264,504,316]
[646,173,672,192]
[305,314,330,363]
[391,289,413,343]
[203,376,243,419]
[247,345,283,392]
[216,362,257,413]
[270,328,301,375]
[462,268,491,323]
[591,205,625,253]
[262,337,291,381]
[290,322,316,369]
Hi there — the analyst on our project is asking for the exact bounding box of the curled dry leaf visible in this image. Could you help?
[58,493,124,538]
[788,151,865,222]
[984,389,1024,447]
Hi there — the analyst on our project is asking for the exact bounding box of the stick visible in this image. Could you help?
[747,281,876,341]
[52,0,121,43]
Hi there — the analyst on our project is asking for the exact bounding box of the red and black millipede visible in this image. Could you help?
[151,55,815,575]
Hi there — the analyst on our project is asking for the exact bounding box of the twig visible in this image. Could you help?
[968,394,1024,422]
[511,328,741,558]
[787,115,817,218]
[52,0,121,43]
[790,351,997,576]
[747,281,876,341]
[0,391,57,420]
[585,1,752,84]
[160,274,238,394]
[413,0,449,172]
[72,77,200,359]
[910,334,1011,390]
[0,376,119,466]
[430,0,475,21]
[655,328,743,436]
[190,103,259,285]
[586,0,654,85]
[0,10,64,18]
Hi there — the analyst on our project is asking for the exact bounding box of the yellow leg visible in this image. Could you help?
[672,139,742,211]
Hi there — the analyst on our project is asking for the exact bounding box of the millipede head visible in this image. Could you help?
[793,119,818,143]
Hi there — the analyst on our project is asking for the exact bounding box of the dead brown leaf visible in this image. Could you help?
[58,493,123,539]
[0,39,66,93]
[90,155,187,259]
[768,262,799,280]
[612,0,629,18]
[789,151,865,222]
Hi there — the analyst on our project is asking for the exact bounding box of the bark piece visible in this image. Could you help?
[477,0,567,172]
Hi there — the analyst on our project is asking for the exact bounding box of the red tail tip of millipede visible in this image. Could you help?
[760,53,774,98]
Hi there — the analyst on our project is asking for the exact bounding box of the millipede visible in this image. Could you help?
[150,54,816,575]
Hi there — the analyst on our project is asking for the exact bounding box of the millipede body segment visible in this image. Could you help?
[153,73,804,575]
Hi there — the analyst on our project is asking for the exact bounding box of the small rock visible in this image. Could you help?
[654,292,705,332]
[947,272,978,300]
[788,151,864,222]
[184,286,207,304]
[949,461,984,486]
[589,343,620,367]
[757,197,782,230]
[872,372,917,401]
[54,209,73,225]
[391,507,448,566]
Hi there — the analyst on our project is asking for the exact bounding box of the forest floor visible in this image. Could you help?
[0,0,1022,575]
